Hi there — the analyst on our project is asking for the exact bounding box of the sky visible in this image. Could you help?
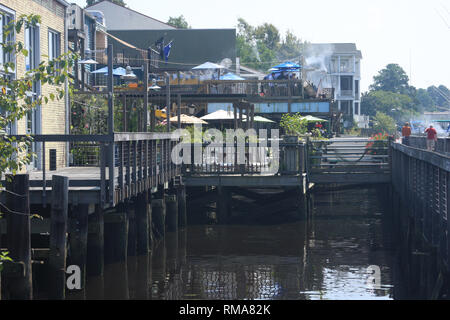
[72,0,450,92]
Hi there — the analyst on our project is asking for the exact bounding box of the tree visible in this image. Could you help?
[280,113,308,135]
[236,18,305,72]
[86,0,126,7]
[427,85,450,108]
[0,15,74,186]
[167,15,191,29]
[370,64,411,95]
[0,14,74,268]
[361,90,415,120]
[372,112,396,135]
[416,88,436,111]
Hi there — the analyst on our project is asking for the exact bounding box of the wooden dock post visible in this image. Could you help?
[152,199,166,240]
[48,175,69,300]
[69,204,89,292]
[104,209,128,263]
[166,232,178,274]
[136,192,150,255]
[87,205,104,277]
[127,201,137,257]
[166,194,178,233]
[177,186,187,229]
[5,174,32,300]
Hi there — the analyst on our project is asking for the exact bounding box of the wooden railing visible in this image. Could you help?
[391,142,449,267]
[156,80,331,100]
[184,139,306,176]
[1,133,180,208]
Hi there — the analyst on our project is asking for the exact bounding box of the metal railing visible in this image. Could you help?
[408,136,450,155]
[391,143,449,267]
[307,138,391,174]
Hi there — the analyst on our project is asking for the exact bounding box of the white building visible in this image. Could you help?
[305,43,369,128]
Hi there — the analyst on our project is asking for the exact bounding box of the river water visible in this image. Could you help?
[77,187,409,300]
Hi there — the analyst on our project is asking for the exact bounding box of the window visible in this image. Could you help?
[340,76,353,91]
[355,102,359,115]
[48,29,60,61]
[355,80,359,95]
[0,8,14,70]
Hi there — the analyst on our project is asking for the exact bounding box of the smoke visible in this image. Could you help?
[304,44,334,73]
[409,113,450,137]
[303,44,335,88]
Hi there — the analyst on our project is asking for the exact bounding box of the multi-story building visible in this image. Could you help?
[0,0,69,170]
[306,43,368,128]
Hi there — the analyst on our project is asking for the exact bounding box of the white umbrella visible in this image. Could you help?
[192,62,226,70]
[201,110,246,121]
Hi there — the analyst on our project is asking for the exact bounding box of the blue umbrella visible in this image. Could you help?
[220,73,245,80]
[270,61,301,71]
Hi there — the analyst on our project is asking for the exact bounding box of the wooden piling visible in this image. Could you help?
[177,186,187,229]
[87,205,104,277]
[104,210,128,263]
[69,204,89,291]
[48,175,69,300]
[152,199,166,240]
[165,195,178,233]
[5,174,32,300]
[136,192,150,255]
[166,232,178,273]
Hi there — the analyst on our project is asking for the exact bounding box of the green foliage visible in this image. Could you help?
[361,90,415,119]
[86,0,126,7]
[167,15,191,29]
[372,112,396,135]
[370,63,411,95]
[0,251,13,273]
[280,113,308,136]
[0,14,75,182]
[236,18,305,72]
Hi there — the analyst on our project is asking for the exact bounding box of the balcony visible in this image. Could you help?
[338,90,354,98]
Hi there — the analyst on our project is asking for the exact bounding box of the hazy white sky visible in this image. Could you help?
[73,0,450,92]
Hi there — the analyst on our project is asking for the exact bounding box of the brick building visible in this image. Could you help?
[0,0,69,170]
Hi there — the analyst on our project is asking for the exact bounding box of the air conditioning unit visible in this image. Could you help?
[68,4,85,31]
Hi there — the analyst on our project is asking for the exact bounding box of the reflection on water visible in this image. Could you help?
[83,188,399,300]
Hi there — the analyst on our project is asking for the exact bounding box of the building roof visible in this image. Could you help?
[86,0,175,30]
[306,43,363,59]
[109,29,236,71]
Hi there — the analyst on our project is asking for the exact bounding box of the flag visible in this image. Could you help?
[163,41,173,62]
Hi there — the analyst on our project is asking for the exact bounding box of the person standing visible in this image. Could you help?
[401,122,411,146]
[425,125,438,151]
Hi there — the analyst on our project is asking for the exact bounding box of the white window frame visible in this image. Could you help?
[0,4,16,74]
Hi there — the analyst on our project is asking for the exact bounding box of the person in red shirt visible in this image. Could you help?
[425,125,438,151]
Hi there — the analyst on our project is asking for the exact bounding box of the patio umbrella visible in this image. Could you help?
[201,110,246,121]
[91,66,127,76]
[270,61,301,71]
[168,114,208,125]
[220,73,245,80]
[301,115,328,122]
[192,62,226,80]
[243,115,275,123]
[192,62,226,70]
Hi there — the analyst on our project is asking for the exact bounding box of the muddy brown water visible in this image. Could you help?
[69,187,412,300]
